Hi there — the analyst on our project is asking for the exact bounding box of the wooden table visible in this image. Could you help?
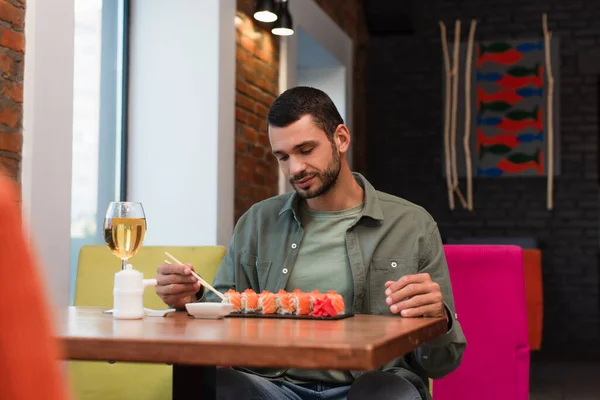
[58,307,447,400]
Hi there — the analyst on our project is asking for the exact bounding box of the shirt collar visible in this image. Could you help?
[278,172,384,222]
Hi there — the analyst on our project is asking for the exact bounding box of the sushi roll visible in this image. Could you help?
[242,288,259,313]
[259,291,278,314]
[292,291,312,315]
[222,289,242,313]
[277,290,295,315]
[326,291,346,315]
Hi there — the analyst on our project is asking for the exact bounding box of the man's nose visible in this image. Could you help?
[289,157,306,178]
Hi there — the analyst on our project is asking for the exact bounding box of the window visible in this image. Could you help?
[70,0,129,303]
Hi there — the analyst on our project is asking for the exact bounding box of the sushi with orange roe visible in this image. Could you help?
[277,290,295,315]
[326,290,346,315]
[259,291,278,314]
[292,292,312,315]
[223,289,345,316]
[223,289,242,312]
[242,288,259,313]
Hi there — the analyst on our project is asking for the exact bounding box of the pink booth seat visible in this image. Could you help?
[432,245,530,400]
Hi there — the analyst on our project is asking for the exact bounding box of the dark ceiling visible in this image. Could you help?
[363,0,415,36]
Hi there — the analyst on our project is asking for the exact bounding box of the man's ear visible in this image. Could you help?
[334,124,351,153]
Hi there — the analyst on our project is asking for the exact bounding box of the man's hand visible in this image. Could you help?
[385,273,448,319]
[156,263,201,309]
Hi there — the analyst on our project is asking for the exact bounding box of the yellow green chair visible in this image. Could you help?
[68,245,226,400]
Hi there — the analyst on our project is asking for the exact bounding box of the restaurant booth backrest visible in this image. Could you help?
[433,245,530,400]
[68,245,226,400]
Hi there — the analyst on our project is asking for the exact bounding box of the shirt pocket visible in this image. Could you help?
[369,257,419,315]
[240,251,273,292]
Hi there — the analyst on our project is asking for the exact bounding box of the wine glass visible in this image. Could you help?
[103,202,147,270]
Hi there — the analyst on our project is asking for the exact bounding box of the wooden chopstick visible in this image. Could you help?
[164,252,226,301]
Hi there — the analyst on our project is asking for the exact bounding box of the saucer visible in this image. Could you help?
[185,303,233,319]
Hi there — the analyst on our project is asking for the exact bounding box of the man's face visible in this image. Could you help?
[269,115,341,199]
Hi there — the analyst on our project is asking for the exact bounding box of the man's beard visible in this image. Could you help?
[289,148,341,199]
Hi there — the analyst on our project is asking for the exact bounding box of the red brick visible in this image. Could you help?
[240,35,255,54]
[0,1,24,27]
[242,155,258,171]
[235,139,247,154]
[256,46,274,64]
[250,145,265,158]
[254,103,269,117]
[254,77,273,95]
[238,184,250,198]
[236,47,249,64]
[247,85,265,105]
[0,52,14,77]
[265,92,276,104]
[243,126,258,142]
[0,157,18,179]
[259,119,268,133]
[0,131,21,152]
[236,92,255,111]
[253,173,265,185]
[2,80,22,103]
[236,167,252,183]
[0,107,19,128]
[257,133,270,148]
[245,111,260,128]
[239,64,253,84]
[0,27,24,53]
[237,80,250,97]
[235,108,248,124]
[262,65,277,82]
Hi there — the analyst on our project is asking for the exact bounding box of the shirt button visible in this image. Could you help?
[282,268,288,274]
[391,262,397,268]
[291,243,297,249]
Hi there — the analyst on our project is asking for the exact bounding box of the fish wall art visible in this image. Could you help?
[475,40,554,178]
[441,37,560,179]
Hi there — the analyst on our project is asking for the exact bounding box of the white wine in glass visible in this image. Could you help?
[103,202,147,270]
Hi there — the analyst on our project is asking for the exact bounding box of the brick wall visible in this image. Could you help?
[366,0,600,359]
[0,0,25,201]
[234,0,280,223]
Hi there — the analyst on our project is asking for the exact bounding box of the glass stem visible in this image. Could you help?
[122,259,127,270]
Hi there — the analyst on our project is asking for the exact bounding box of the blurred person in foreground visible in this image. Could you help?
[0,175,70,400]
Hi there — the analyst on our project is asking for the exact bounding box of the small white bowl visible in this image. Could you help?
[185,302,233,319]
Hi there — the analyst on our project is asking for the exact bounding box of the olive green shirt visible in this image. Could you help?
[202,173,466,398]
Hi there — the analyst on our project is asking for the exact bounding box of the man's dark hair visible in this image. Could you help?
[266,86,344,141]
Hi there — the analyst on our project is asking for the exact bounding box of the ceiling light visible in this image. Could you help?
[254,0,277,23]
[272,0,294,36]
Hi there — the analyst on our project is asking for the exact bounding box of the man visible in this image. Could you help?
[156,87,466,400]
